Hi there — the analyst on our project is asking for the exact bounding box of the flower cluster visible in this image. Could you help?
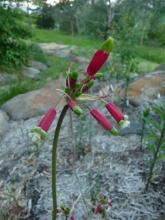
[57,205,75,220]
[93,194,112,218]
[29,37,129,144]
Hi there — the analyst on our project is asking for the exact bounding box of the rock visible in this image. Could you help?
[116,71,165,105]
[23,67,40,78]
[0,110,9,137]
[156,215,165,220]
[38,43,86,63]
[0,72,18,85]
[1,79,66,120]
[0,113,164,219]
[129,98,141,107]
[30,60,47,71]
[155,64,165,71]
[119,122,142,135]
[38,43,75,56]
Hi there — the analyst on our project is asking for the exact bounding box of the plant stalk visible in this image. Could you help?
[140,118,145,151]
[52,105,69,220]
[145,122,165,191]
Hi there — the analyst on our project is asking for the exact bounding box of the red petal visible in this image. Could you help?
[87,50,109,76]
[108,201,112,208]
[70,215,75,220]
[90,108,113,130]
[67,99,76,109]
[95,204,103,214]
[38,107,56,132]
[106,102,124,122]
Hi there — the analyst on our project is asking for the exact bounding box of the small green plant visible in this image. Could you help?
[140,108,150,151]
[145,102,165,191]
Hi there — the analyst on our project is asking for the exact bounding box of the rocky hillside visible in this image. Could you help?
[0,46,165,220]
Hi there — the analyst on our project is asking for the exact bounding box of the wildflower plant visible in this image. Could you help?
[140,107,150,151]
[29,37,130,220]
[144,102,165,191]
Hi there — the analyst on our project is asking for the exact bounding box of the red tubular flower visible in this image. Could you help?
[67,99,83,115]
[105,102,124,123]
[38,107,57,132]
[95,204,103,214]
[90,108,118,135]
[86,37,114,77]
[87,50,109,77]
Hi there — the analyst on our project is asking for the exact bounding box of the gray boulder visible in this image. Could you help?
[1,79,65,120]
[30,60,47,71]
[23,67,40,78]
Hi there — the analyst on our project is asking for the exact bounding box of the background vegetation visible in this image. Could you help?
[0,0,165,106]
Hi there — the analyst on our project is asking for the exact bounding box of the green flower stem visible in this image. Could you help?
[52,105,69,220]
[140,118,146,151]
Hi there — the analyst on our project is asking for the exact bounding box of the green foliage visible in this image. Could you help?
[30,44,47,64]
[53,0,78,34]
[144,101,165,191]
[137,58,158,73]
[36,4,55,29]
[135,45,165,64]
[33,28,101,49]
[0,7,32,70]
[76,0,108,39]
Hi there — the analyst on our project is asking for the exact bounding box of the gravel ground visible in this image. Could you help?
[0,108,165,220]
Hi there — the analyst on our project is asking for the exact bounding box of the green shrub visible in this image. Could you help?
[0,7,32,70]
[36,3,55,29]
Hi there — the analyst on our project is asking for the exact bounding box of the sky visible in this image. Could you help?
[46,0,57,5]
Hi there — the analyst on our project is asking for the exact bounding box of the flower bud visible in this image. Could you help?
[67,99,83,115]
[101,37,114,53]
[81,80,95,93]
[105,102,130,128]
[90,108,118,135]
[87,50,109,77]
[38,108,57,132]
[106,102,124,122]
[95,204,103,214]
[66,72,78,89]
[30,107,57,140]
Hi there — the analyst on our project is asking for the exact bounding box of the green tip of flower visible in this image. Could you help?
[110,127,119,135]
[95,72,104,79]
[31,127,48,140]
[101,37,114,53]
[119,119,130,128]
[70,71,78,80]
[73,106,83,115]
